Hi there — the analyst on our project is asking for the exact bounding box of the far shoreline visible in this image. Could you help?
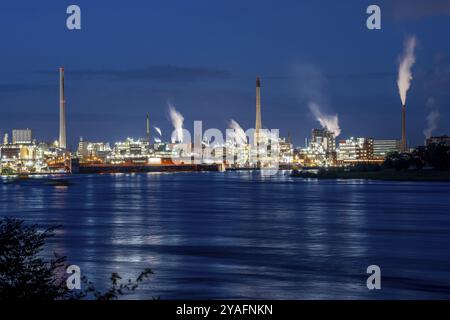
[2,168,450,182]
[290,168,450,182]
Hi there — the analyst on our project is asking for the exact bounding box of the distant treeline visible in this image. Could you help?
[291,144,450,181]
[385,143,450,171]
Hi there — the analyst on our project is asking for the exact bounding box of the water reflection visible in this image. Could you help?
[1,172,450,299]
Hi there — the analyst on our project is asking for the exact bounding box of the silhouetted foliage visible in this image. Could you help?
[421,144,450,170]
[77,269,154,300]
[0,218,70,300]
[349,163,381,172]
[384,152,411,170]
[384,144,450,170]
[0,217,153,300]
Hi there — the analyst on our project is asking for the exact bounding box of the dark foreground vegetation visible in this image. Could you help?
[292,143,450,181]
[0,217,153,300]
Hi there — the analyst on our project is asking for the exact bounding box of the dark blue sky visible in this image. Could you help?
[1,0,450,148]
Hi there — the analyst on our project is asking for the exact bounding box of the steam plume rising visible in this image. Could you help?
[229,119,247,145]
[308,102,341,137]
[168,105,184,143]
[293,64,341,137]
[397,36,417,105]
[424,111,440,139]
[154,126,162,136]
[424,97,440,139]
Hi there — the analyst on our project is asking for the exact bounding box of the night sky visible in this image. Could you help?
[1,0,450,149]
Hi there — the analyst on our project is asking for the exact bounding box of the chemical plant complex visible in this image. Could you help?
[0,67,449,176]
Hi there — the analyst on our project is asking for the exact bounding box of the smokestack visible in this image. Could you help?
[146,113,150,142]
[401,104,407,152]
[254,76,263,168]
[59,67,67,149]
[255,76,262,146]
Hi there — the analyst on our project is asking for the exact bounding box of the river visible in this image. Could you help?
[1,171,450,299]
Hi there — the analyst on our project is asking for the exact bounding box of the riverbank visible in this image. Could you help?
[0,163,223,176]
[291,168,450,181]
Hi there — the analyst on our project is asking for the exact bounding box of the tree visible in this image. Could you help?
[427,144,450,170]
[384,152,412,170]
[0,217,153,300]
[384,145,450,170]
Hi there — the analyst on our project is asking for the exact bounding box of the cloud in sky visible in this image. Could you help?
[38,65,232,83]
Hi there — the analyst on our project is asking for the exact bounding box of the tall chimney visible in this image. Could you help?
[59,67,67,149]
[146,113,150,143]
[401,104,406,152]
[255,76,262,146]
[254,76,263,167]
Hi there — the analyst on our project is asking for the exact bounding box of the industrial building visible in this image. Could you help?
[373,140,401,159]
[12,129,32,144]
[77,137,112,161]
[311,129,336,154]
[294,129,336,167]
[337,137,375,164]
[426,135,450,147]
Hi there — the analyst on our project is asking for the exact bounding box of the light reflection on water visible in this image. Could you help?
[1,172,450,299]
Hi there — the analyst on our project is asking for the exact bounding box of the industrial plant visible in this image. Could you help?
[0,48,448,176]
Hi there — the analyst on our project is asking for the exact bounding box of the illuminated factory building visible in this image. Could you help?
[296,129,336,167]
[12,129,33,145]
[373,140,401,159]
[77,137,112,162]
[0,128,57,174]
[337,137,377,165]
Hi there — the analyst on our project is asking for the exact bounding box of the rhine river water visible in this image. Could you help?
[1,171,450,299]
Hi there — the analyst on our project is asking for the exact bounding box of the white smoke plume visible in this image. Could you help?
[424,111,439,139]
[397,36,417,106]
[308,102,341,137]
[293,64,341,137]
[154,126,162,136]
[424,97,440,139]
[228,119,247,145]
[168,105,184,143]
